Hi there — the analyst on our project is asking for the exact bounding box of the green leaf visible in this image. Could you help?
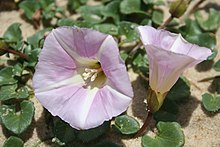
[120,51,129,61]
[154,77,190,122]
[93,24,118,35]
[102,0,120,24]
[77,5,105,24]
[119,21,139,43]
[27,28,52,48]
[202,93,220,112]
[12,63,23,76]
[19,0,41,20]
[0,100,35,134]
[142,122,184,147]
[187,33,216,49]
[3,23,23,43]
[166,77,190,102]
[213,59,220,72]
[67,0,88,11]
[57,18,75,26]
[0,84,17,101]
[17,86,29,99]
[120,0,141,14]
[153,99,179,122]
[39,0,56,20]
[24,45,41,67]
[132,49,149,75]
[152,10,164,25]
[0,67,17,86]
[114,115,140,135]
[95,141,120,147]
[77,121,110,142]
[143,0,154,4]
[179,19,202,37]
[53,118,77,144]
[195,8,220,31]
[3,136,24,147]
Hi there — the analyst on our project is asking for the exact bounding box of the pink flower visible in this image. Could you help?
[33,27,133,130]
[137,26,212,111]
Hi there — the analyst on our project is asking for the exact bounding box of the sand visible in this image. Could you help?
[0,0,220,147]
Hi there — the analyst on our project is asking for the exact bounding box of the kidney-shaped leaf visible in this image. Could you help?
[77,121,110,143]
[213,59,220,72]
[19,0,40,20]
[0,67,17,86]
[195,8,220,31]
[114,115,140,135]
[202,93,220,112]
[0,100,35,134]
[3,23,22,43]
[142,122,184,147]
[119,21,139,43]
[3,136,24,147]
[120,0,141,14]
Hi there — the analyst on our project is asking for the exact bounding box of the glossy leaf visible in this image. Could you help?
[57,18,75,26]
[12,63,23,76]
[3,136,24,147]
[154,77,190,122]
[114,115,140,135]
[195,8,220,31]
[154,99,179,122]
[102,0,120,24]
[166,77,190,102]
[17,86,29,99]
[0,100,35,134]
[67,0,88,11]
[19,0,40,20]
[0,84,17,100]
[152,10,163,25]
[120,0,141,14]
[142,122,184,147]
[39,0,56,19]
[202,93,220,112]
[3,23,22,43]
[132,49,149,76]
[77,121,110,142]
[0,67,17,86]
[119,21,139,43]
[24,46,41,67]
[186,33,216,50]
[53,118,77,144]
[179,19,202,37]
[27,28,52,48]
[93,24,118,35]
[213,59,220,72]
[120,51,129,61]
[77,5,105,24]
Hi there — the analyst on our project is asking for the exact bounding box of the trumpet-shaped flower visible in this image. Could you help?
[137,26,212,112]
[33,27,133,130]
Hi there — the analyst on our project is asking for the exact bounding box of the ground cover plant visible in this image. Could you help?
[0,0,220,146]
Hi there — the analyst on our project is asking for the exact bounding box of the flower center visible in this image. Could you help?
[82,67,103,82]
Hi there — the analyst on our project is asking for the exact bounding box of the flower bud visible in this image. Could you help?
[169,0,188,18]
[147,88,168,113]
[0,40,8,55]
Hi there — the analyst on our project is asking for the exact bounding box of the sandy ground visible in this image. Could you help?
[0,0,220,147]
